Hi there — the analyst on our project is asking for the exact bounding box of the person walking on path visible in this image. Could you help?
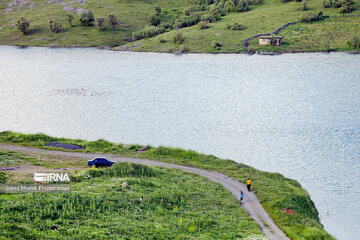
[246,178,252,191]
[240,190,244,202]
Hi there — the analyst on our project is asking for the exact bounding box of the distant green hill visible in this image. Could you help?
[0,0,359,52]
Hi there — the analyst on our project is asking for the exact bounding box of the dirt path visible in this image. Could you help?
[0,143,289,240]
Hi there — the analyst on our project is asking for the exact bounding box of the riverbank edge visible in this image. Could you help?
[0,131,335,239]
[1,43,360,55]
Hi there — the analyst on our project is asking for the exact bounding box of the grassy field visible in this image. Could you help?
[0,0,359,52]
[0,131,335,239]
[0,161,266,239]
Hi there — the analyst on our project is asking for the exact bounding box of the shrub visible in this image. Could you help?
[212,40,221,48]
[159,22,172,30]
[197,21,209,29]
[109,14,118,30]
[200,13,215,22]
[96,17,105,30]
[236,0,250,12]
[80,10,94,26]
[248,0,263,4]
[347,35,360,48]
[333,0,342,8]
[49,20,62,33]
[302,0,308,11]
[154,5,162,14]
[226,22,246,30]
[0,171,7,183]
[300,11,323,22]
[184,6,196,16]
[66,14,74,27]
[295,0,302,2]
[16,17,30,35]
[148,12,160,26]
[132,26,165,40]
[176,15,199,28]
[173,31,183,44]
[340,0,353,13]
[323,0,330,8]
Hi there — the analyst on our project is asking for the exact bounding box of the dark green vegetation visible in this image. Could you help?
[0,131,335,239]
[0,162,264,239]
[0,0,359,52]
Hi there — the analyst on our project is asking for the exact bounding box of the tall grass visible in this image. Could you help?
[0,131,335,239]
[0,162,263,239]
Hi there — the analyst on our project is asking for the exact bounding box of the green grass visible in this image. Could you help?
[0,162,264,239]
[0,131,335,239]
[0,0,359,52]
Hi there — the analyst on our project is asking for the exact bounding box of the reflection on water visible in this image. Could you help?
[0,46,359,240]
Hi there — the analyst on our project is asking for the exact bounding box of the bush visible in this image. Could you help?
[66,14,74,27]
[96,17,105,30]
[333,0,342,7]
[347,35,360,48]
[109,14,118,30]
[154,5,162,14]
[173,31,183,44]
[323,0,330,8]
[159,22,172,30]
[0,171,7,183]
[248,0,263,4]
[226,22,246,30]
[236,0,250,12]
[16,17,30,35]
[200,13,216,22]
[212,40,221,48]
[132,26,165,40]
[148,12,160,26]
[300,11,323,22]
[49,20,62,33]
[80,10,94,26]
[197,21,209,29]
[340,0,353,13]
[176,14,199,28]
[302,0,308,11]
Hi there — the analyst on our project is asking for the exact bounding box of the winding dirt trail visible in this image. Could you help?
[0,143,289,240]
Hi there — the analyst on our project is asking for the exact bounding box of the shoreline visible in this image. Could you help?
[2,43,360,55]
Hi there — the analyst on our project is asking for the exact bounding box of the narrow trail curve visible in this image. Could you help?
[0,143,290,240]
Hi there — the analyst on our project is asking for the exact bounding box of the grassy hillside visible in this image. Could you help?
[0,131,335,239]
[0,0,359,52]
[0,161,265,239]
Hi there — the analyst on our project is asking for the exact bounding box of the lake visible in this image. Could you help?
[0,46,359,239]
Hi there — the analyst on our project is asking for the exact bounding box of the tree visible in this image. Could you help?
[66,14,74,27]
[16,17,30,35]
[96,17,105,30]
[49,20,62,33]
[148,12,160,26]
[80,10,94,26]
[109,14,118,31]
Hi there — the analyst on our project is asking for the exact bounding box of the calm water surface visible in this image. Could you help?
[0,46,359,239]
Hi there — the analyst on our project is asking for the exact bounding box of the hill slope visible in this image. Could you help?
[0,0,359,52]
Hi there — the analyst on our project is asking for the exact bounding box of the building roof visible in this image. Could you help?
[258,36,283,39]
